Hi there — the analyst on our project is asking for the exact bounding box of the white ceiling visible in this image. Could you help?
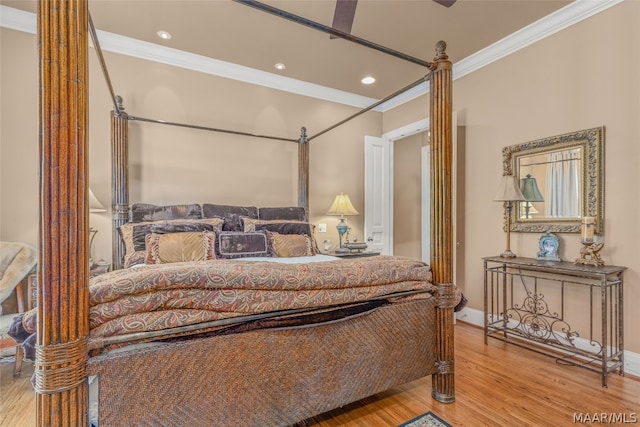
[1,1,620,109]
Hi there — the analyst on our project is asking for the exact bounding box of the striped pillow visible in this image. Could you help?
[144,231,217,264]
[268,232,315,258]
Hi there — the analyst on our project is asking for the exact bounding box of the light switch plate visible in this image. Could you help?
[318,223,327,233]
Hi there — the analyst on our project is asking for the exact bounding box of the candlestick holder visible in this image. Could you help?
[575,241,605,267]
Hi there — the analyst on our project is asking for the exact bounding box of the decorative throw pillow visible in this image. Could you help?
[145,231,217,265]
[216,231,271,259]
[130,203,202,223]
[258,206,307,221]
[202,204,258,232]
[242,218,314,235]
[243,218,318,255]
[267,232,315,258]
[119,217,224,267]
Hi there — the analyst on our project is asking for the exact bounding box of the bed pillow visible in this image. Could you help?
[119,218,224,267]
[243,218,318,255]
[242,218,314,236]
[216,231,271,259]
[145,231,217,264]
[258,206,307,221]
[130,203,202,223]
[202,204,258,232]
[267,232,315,258]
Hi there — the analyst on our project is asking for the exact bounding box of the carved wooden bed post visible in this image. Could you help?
[429,40,456,403]
[111,96,129,270]
[36,0,91,425]
[298,126,309,210]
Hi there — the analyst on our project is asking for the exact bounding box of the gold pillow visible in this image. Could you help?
[268,232,315,258]
[145,231,217,264]
[119,217,224,268]
[244,218,318,255]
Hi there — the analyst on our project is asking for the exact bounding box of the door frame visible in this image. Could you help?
[370,116,457,278]
[381,118,431,258]
[364,119,430,256]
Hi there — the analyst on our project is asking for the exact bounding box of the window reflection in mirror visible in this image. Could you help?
[517,147,583,220]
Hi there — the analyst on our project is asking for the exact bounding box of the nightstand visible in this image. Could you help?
[332,251,380,259]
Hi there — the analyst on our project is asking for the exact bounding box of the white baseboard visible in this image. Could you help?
[455,307,640,378]
[455,306,485,327]
[624,348,640,379]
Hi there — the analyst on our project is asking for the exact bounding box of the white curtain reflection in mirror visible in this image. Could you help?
[545,148,581,218]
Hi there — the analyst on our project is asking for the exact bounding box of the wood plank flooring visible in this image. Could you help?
[1,322,638,427]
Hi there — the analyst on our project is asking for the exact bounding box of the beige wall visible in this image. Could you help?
[0,28,380,263]
[385,1,640,353]
[0,29,39,246]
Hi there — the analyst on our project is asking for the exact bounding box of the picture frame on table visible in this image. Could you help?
[536,231,561,262]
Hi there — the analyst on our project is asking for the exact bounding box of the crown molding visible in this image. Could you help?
[450,0,624,83]
[1,1,623,112]
[377,0,624,111]
[94,30,379,109]
[0,5,35,34]
[0,5,377,110]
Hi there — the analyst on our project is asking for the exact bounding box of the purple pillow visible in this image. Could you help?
[202,204,258,232]
[216,231,271,259]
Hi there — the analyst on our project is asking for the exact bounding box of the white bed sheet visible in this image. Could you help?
[238,254,340,263]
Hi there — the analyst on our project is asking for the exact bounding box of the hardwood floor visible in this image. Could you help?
[1,322,638,427]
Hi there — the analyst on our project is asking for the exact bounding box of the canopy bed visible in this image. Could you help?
[25,1,456,425]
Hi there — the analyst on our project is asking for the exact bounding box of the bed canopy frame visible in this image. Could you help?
[107,70,432,271]
[36,0,454,425]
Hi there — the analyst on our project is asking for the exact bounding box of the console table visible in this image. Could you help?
[483,256,626,387]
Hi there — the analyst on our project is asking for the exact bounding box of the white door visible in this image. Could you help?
[364,136,392,254]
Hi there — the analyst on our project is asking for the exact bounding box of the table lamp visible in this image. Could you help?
[494,175,526,258]
[520,174,544,218]
[327,192,359,254]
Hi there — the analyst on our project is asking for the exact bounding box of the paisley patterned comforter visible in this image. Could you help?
[14,255,434,351]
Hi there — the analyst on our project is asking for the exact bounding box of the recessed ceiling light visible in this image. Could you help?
[157,30,172,40]
[275,63,286,70]
[361,76,376,85]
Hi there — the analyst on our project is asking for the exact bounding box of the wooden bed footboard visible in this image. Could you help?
[87,298,439,427]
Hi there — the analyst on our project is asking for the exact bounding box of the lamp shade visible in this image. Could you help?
[89,188,106,213]
[520,174,544,202]
[327,192,359,217]
[494,175,526,202]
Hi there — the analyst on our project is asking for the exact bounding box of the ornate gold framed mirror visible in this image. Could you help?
[502,127,604,233]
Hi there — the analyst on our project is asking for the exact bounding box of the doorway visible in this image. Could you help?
[364,116,458,278]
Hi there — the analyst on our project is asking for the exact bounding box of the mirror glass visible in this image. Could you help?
[502,127,604,233]
[517,147,583,220]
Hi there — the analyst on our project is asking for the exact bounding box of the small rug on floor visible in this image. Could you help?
[398,411,452,427]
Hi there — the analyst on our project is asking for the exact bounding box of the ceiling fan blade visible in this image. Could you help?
[432,0,457,7]
[330,0,358,38]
